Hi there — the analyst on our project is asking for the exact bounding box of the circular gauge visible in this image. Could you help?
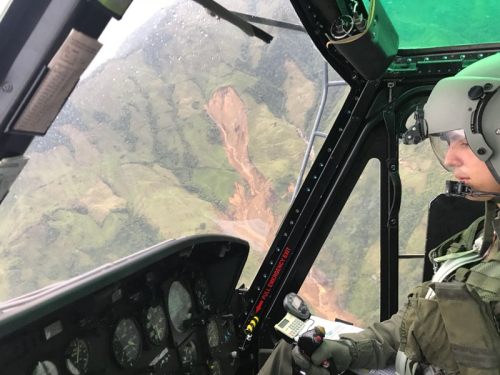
[168,281,193,333]
[210,360,223,375]
[206,318,220,349]
[194,277,211,311]
[112,317,142,368]
[180,340,198,367]
[143,300,168,346]
[32,361,58,375]
[65,338,90,374]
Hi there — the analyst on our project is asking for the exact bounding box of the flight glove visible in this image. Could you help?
[292,339,353,374]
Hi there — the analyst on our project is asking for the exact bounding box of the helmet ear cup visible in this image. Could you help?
[479,90,500,183]
[471,89,497,135]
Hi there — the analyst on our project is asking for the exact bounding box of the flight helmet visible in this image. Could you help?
[404,53,500,183]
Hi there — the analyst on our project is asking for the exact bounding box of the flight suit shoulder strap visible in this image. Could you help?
[456,250,500,299]
[429,216,485,262]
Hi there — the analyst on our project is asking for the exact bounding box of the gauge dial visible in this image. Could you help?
[206,318,220,349]
[32,361,58,375]
[143,300,168,346]
[112,318,142,368]
[180,340,198,367]
[65,338,90,375]
[168,281,193,333]
[210,360,223,375]
[194,277,211,311]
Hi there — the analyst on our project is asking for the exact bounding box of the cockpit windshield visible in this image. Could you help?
[0,0,349,302]
[382,0,500,49]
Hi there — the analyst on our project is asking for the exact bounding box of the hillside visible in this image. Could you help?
[0,0,450,327]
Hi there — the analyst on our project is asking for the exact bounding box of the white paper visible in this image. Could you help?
[294,315,364,341]
[12,29,102,134]
[350,365,396,375]
[0,156,28,202]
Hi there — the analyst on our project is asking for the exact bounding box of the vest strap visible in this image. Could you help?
[465,270,500,295]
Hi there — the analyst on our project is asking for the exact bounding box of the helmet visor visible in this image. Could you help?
[429,129,466,172]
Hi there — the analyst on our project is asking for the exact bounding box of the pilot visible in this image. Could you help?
[258,52,500,375]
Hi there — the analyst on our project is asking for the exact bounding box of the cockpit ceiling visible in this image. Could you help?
[381,0,500,49]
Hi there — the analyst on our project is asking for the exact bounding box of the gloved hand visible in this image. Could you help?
[292,339,353,374]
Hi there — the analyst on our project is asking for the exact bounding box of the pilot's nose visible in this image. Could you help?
[443,143,461,170]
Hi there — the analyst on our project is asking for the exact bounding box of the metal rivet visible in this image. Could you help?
[338,128,344,132]
[270,260,274,265]
[319,163,324,167]
[306,188,311,192]
[468,108,473,112]
[295,209,300,213]
[478,148,486,155]
[390,218,397,225]
[257,286,261,291]
[327,148,332,152]
[407,58,412,63]
[263,274,267,278]
[424,57,429,61]
[460,54,466,60]
[276,247,281,252]
[496,129,500,135]
[290,221,294,225]
[1,82,13,92]
[443,56,448,60]
[250,299,254,303]
[313,175,317,179]
[284,233,288,237]
[478,53,484,59]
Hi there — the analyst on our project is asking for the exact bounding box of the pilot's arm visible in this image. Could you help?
[339,304,405,369]
[293,305,405,373]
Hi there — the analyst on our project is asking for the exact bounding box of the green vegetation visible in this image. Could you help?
[0,0,454,331]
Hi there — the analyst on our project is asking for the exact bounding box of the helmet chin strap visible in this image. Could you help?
[445,180,500,256]
[445,180,500,203]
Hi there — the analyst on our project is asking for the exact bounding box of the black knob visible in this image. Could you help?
[468,85,484,100]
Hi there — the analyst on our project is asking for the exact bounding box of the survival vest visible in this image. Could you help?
[399,215,500,375]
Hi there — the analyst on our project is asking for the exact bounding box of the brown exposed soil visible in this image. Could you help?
[205,86,361,323]
[205,86,277,251]
[300,270,361,325]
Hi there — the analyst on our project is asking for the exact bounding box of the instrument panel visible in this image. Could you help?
[0,235,248,375]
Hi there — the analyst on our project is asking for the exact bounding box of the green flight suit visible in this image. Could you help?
[259,214,500,375]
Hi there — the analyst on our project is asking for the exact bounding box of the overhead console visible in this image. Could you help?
[326,0,399,80]
[0,235,248,375]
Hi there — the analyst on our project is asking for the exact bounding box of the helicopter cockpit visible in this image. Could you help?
[0,0,499,374]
